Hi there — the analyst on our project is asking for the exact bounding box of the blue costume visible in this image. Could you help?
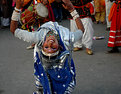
[14,21,83,94]
[34,23,76,94]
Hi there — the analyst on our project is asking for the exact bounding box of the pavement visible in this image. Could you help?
[0,20,121,94]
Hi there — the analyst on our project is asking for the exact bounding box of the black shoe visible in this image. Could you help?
[107,47,119,53]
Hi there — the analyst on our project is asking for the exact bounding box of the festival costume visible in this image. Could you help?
[70,1,94,50]
[20,0,55,50]
[94,0,106,23]
[20,0,55,31]
[14,21,83,94]
[108,0,121,47]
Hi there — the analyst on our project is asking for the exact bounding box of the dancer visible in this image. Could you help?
[10,0,84,93]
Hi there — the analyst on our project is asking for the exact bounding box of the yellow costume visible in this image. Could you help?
[94,0,106,23]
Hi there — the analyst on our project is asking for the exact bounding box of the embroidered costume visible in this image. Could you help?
[14,21,83,94]
[94,0,106,23]
[108,0,121,47]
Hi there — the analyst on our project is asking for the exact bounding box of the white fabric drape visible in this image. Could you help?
[70,18,94,49]
[105,0,113,28]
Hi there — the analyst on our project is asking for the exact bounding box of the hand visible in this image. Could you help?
[16,0,24,9]
[61,0,75,12]
[41,0,48,5]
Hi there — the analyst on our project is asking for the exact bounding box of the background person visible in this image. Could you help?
[105,0,113,31]
[0,0,12,29]
[70,0,95,55]
[107,0,121,53]
[94,0,106,24]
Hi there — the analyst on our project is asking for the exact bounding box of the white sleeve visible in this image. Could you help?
[70,29,83,43]
[59,25,83,47]
[14,28,42,43]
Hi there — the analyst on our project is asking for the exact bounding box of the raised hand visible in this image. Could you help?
[61,0,75,12]
[61,0,84,32]
[16,0,24,9]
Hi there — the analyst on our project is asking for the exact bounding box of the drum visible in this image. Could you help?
[20,3,48,28]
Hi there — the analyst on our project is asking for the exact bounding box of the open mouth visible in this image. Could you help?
[49,39,54,42]
[42,49,59,57]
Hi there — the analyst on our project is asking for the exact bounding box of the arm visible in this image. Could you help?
[10,0,24,34]
[10,0,41,43]
[61,0,84,32]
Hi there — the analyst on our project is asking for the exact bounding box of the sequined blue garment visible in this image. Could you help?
[34,23,76,94]
[34,51,76,94]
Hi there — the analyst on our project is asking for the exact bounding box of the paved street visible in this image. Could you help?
[0,20,121,94]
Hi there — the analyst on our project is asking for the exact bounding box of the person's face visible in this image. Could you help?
[42,35,59,54]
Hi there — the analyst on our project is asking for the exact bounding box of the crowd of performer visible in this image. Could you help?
[0,0,121,54]
[0,0,120,93]
[0,0,68,29]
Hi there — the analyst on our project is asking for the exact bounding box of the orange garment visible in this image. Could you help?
[86,2,94,15]
[37,0,55,4]
[94,0,105,12]
[94,0,106,22]
[37,0,41,3]
[108,2,117,22]
[102,0,105,6]
[48,0,55,4]
[108,1,121,47]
